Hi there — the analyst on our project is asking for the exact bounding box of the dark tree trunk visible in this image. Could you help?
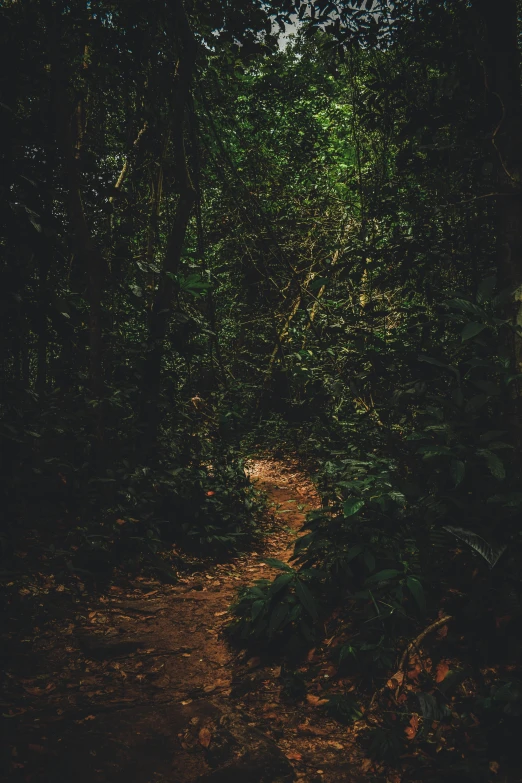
[474,0,522,434]
[139,0,197,455]
[50,18,106,448]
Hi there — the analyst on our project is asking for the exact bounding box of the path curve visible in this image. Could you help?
[1,459,368,783]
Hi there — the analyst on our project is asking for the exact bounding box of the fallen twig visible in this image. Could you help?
[367,614,453,713]
[397,615,452,673]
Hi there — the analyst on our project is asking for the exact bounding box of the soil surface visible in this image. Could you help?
[0,459,370,783]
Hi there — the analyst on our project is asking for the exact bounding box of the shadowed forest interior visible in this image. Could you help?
[2,1,522,782]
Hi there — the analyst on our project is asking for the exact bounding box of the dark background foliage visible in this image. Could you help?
[2,0,522,779]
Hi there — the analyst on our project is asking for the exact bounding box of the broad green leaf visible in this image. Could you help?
[473,380,501,396]
[464,394,489,413]
[365,569,401,584]
[450,459,465,487]
[476,274,497,304]
[480,430,507,442]
[461,322,487,341]
[478,449,506,479]
[263,557,294,572]
[416,445,453,458]
[406,576,426,614]
[345,544,363,562]
[418,355,459,378]
[268,572,294,597]
[487,492,522,507]
[363,549,376,573]
[443,525,507,568]
[251,599,265,621]
[268,601,291,636]
[295,578,318,622]
[343,499,365,517]
[445,298,488,318]
[417,692,451,721]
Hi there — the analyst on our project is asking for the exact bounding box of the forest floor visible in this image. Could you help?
[1,458,376,783]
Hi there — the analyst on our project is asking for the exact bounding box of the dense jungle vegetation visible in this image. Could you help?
[2,1,522,781]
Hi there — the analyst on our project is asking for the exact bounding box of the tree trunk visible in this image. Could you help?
[139,0,197,454]
[474,0,522,435]
[50,18,106,445]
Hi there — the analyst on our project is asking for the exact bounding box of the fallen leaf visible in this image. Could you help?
[2,709,26,718]
[246,657,261,669]
[328,741,344,750]
[143,590,158,598]
[285,751,302,761]
[405,713,419,740]
[387,670,404,689]
[198,728,212,748]
[306,694,329,707]
[489,761,500,774]
[23,683,56,696]
[115,519,126,526]
[297,723,327,736]
[436,624,449,639]
[406,663,422,682]
[214,610,228,617]
[435,661,450,683]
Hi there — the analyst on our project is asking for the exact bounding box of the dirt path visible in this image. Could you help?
[0,459,367,783]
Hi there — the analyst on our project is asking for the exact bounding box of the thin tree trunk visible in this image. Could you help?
[474,0,522,438]
[51,35,106,443]
[139,0,197,453]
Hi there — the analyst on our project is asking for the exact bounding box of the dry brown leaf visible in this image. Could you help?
[489,761,500,774]
[405,713,419,740]
[306,694,329,707]
[285,751,302,761]
[246,656,261,669]
[387,670,404,689]
[115,519,126,526]
[198,727,212,748]
[23,683,56,696]
[435,661,450,683]
[143,590,158,597]
[406,663,422,682]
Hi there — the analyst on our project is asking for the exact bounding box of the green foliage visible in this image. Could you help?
[228,562,320,645]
